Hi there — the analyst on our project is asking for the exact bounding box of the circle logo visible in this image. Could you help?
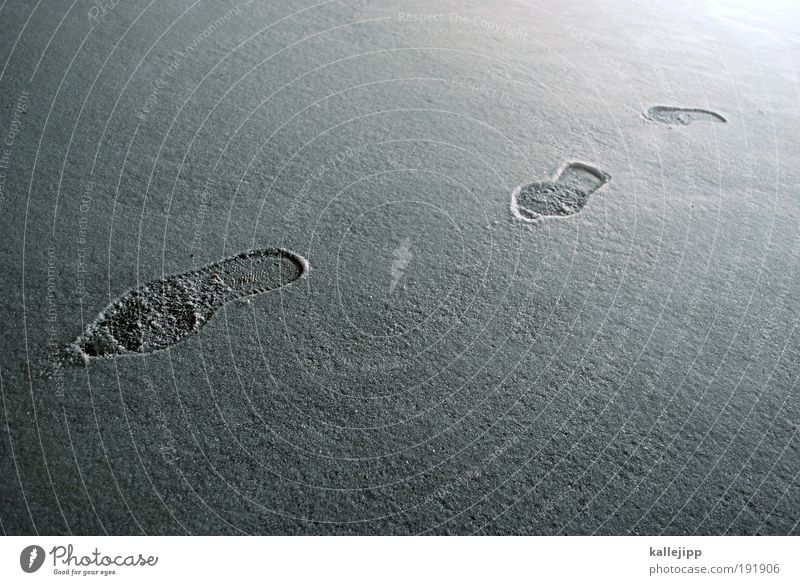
[20,545,45,573]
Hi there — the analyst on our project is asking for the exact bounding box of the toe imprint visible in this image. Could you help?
[68,248,308,360]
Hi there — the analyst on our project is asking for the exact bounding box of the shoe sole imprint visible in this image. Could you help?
[511,162,610,222]
[66,248,309,361]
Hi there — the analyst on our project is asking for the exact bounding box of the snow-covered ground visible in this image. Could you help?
[0,0,798,534]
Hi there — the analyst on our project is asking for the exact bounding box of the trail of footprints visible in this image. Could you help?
[64,104,726,360]
[510,105,725,222]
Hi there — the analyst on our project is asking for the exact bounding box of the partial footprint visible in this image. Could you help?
[644,105,726,126]
[67,248,309,361]
[511,162,610,222]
